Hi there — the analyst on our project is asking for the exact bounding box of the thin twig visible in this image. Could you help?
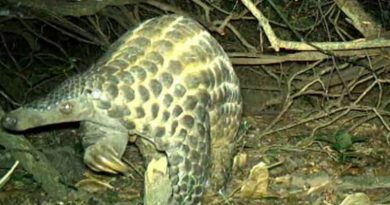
[19,19,69,58]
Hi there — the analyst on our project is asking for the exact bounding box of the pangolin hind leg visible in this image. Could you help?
[135,138,172,205]
[207,101,242,192]
[81,121,129,174]
[207,111,240,192]
[135,138,167,165]
[156,102,211,204]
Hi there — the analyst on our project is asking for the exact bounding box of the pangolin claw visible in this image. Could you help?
[84,144,129,174]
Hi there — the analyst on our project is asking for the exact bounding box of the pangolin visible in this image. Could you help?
[2,15,242,204]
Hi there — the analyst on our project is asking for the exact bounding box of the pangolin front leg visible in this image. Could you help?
[81,121,129,174]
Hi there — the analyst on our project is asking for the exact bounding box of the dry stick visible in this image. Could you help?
[260,106,349,137]
[377,78,390,96]
[262,59,388,137]
[140,0,180,13]
[99,6,135,31]
[292,79,326,99]
[296,91,341,98]
[341,112,370,128]
[19,19,69,58]
[266,0,303,41]
[241,0,390,51]
[336,65,364,107]
[114,6,139,28]
[240,0,280,51]
[302,1,334,39]
[0,58,31,88]
[39,18,98,45]
[301,62,350,90]
[259,63,383,138]
[133,4,141,22]
[365,53,383,108]
[49,13,104,45]
[340,64,385,108]
[103,13,122,37]
[347,68,386,94]
[122,158,144,178]
[334,0,381,38]
[384,99,390,110]
[119,6,139,26]
[373,79,390,133]
[311,76,390,136]
[353,80,378,105]
[34,52,71,63]
[260,61,323,137]
[213,0,250,34]
[259,65,280,85]
[350,105,390,133]
[331,8,349,41]
[330,57,353,101]
[144,0,187,16]
[373,108,390,134]
[0,90,20,107]
[310,108,351,137]
[191,0,212,22]
[348,114,377,133]
[0,33,20,70]
[212,0,260,21]
[215,14,233,35]
[9,0,136,17]
[349,77,389,131]
[213,20,257,52]
[87,15,110,46]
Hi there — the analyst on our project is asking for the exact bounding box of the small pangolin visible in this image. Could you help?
[2,15,242,204]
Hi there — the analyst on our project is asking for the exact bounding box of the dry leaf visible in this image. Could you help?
[233,152,248,171]
[340,193,372,205]
[75,178,114,193]
[238,162,268,198]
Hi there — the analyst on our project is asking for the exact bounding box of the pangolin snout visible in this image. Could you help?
[2,115,18,130]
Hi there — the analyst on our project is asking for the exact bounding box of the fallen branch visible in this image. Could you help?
[229,49,382,65]
[240,0,388,52]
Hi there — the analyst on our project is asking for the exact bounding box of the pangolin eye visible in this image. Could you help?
[59,102,73,114]
[84,88,92,95]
